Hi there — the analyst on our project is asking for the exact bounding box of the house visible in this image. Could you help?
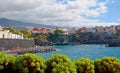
[0,29,9,38]
[105,25,116,35]
[40,28,47,34]
[68,28,76,34]
[60,28,69,35]
[76,27,86,34]
[95,26,106,33]
[31,27,40,34]
[9,33,23,39]
[0,26,23,39]
[31,27,52,34]
[85,28,96,33]
[115,25,120,30]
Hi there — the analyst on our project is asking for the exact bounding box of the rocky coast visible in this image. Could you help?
[1,46,56,55]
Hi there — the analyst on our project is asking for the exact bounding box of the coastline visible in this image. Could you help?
[1,46,56,55]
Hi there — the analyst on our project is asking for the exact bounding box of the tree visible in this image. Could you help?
[54,28,63,35]
[20,29,32,38]
[39,33,47,41]
[8,27,20,34]
[68,33,78,43]
[74,58,95,73]
[14,53,46,73]
[47,33,66,44]
[45,54,76,73]
[8,28,32,38]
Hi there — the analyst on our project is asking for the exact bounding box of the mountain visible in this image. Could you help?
[0,18,55,28]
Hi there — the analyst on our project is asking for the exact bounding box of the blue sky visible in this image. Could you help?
[55,0,120,27]
[0,0,120,27]
[98,0,120,23]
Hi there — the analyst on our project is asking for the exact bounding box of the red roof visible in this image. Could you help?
[32,28,39,31]
[40,28,46,32]
[31,28,47,33]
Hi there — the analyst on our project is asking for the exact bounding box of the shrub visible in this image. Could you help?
[14,53,46,73]
[45,54,76,73]
[1,52,120,73]
[74,58,95,73]
[0,52,16,73]
[95,56,120,73]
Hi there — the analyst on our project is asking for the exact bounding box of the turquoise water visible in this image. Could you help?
[37,44,120,60]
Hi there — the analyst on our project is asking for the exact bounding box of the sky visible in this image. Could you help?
[0,0,120,27]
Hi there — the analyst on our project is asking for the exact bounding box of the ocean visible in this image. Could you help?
[37,44,120,60]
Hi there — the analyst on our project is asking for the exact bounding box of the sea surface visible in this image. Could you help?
[37,44,120,60]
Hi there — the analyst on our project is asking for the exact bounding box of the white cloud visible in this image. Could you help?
[0,0,118,27]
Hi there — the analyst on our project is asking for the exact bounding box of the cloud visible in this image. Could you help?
[0,0,117,27]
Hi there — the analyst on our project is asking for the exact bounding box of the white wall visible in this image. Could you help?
[0,30,23,39]
[0,30,9,38]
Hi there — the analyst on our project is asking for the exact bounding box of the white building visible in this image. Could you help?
[105,25,116,34]
[9,33,23,39]
[115,25,120,30]
[86,28,96,33]
[0,30,10,38]
[0,26,23,39]
[95,26,106,33]
[60,28,69,35]
[68,28,76,34]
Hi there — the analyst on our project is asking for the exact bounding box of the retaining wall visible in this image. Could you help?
[0,38,35,49]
